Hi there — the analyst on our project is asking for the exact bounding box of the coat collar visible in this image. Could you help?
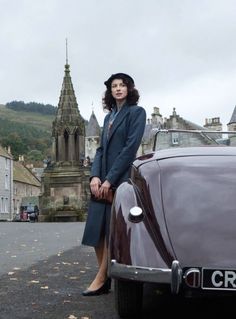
[107,103,130,142]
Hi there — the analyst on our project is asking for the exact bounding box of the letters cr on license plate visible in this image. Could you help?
[202,268,236,290]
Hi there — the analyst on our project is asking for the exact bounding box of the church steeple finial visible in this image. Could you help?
[66,38,68,65]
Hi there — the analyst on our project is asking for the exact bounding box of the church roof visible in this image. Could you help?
[228,105,236,124]
[86,111,101,136]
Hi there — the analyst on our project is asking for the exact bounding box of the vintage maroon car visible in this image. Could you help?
[109,129,236,318]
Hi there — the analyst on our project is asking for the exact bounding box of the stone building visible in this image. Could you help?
[13,161,41,216]
[39,61,90,221]
[0,146,13,221]
[141,107,223,154]
[85,110,101,162]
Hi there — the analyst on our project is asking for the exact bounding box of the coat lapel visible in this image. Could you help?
[107,104,130,143]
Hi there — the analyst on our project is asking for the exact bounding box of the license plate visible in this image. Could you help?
[202,268,236,290]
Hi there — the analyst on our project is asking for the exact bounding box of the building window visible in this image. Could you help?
[1,197,4,213]
[171,132,179,145]
[5,158,9,169]
[5,175,9,189]
[0,197,2,213]
[5,198,8,213]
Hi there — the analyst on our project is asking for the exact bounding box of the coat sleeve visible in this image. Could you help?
[105,106,146,185]
[90,114,109,178]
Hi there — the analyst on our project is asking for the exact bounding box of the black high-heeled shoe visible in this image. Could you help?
[82,278,111,296]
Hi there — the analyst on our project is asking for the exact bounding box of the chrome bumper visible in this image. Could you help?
[110,259,182,294]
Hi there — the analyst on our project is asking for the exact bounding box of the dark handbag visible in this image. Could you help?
[90,188,116,204]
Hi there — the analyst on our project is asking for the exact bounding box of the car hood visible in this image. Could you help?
[158,154,236,268]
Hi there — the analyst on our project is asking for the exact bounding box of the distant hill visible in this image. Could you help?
[6,100,56,115]
[0,101,89,163]
[0,103,54,161]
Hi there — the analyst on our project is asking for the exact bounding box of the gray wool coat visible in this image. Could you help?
[82,104,146,247]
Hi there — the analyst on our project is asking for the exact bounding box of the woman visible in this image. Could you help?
[81,73,146,296]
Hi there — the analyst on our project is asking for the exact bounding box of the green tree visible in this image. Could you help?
[1,133,26,160]
[26,149,44,161]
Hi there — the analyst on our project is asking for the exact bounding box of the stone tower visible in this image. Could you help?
[85,110,101,161]
[39,59,90,221]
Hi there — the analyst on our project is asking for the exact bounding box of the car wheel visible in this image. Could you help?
[114,279,143,318]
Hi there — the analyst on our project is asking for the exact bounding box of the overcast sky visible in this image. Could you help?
[1,0,236,128]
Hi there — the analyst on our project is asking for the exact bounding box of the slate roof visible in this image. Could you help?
[228,106,236,124]
[0,145,12,159]
[13,161,41,187]
[86,111,101,136]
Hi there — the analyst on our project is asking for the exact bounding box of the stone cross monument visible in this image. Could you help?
[39,48,90,221]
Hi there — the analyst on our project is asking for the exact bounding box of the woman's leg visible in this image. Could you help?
[87,238,108,291]
[95,237,104,267]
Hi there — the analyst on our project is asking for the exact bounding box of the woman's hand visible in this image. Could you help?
[90,177,102,197]
[99,180,111,198]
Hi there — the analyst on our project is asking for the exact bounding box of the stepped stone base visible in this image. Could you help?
[39,163,90,222]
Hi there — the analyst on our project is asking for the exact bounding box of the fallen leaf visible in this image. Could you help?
[29,280,40,284]
[9,278,18,281]
[8,272,15,275]
[40,286,49,289]
[69,276,79,280]
[31,270,38,274]
[68,315,77,319]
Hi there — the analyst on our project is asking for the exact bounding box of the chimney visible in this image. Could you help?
[7,145,11,154]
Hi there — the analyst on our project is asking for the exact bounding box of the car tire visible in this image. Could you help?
[114,279,143,318]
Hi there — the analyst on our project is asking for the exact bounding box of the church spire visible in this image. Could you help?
[51,42,85,163]
[54,40,81,123]
[66,38,68,65]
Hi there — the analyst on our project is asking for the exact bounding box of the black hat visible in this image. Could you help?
[104,73,135,87]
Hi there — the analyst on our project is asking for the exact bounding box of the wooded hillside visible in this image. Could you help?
[0,102,55,162]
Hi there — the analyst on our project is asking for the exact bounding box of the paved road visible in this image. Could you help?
[0,222,235,318]
[0,221,119,319]
[0,222,85,276]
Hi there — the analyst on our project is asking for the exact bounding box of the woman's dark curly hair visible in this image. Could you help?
[103,74,140,111]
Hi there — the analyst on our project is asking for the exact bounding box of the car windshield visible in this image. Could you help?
[153,129,236,151]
